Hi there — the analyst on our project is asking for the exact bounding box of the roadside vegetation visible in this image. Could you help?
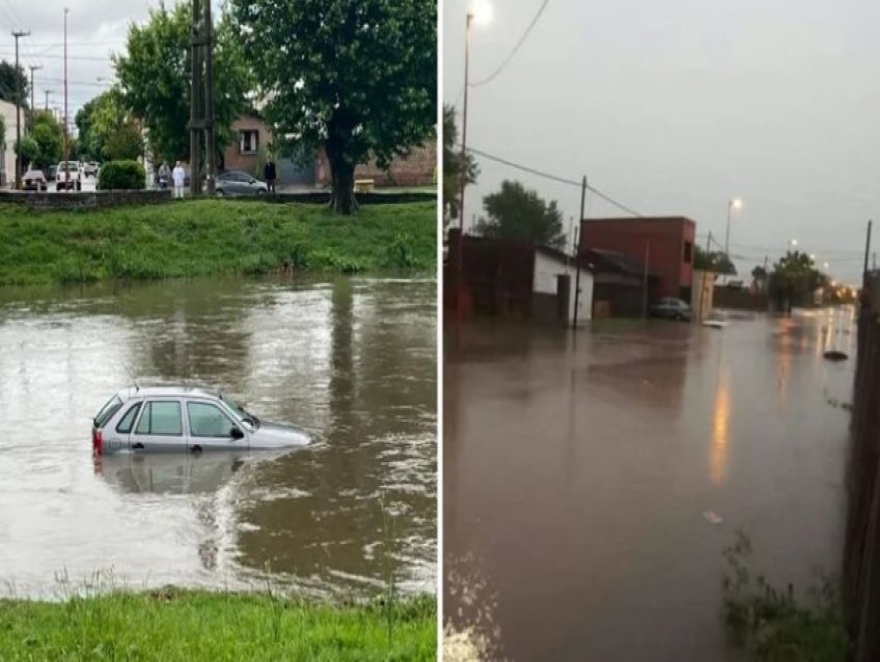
[0,200,435,286]
[722,531,852,662]
[0,589,435,661]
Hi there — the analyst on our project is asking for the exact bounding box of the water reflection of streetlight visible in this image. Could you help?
[710,368,731,486]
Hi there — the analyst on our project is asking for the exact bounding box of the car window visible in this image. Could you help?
[134,401,182,436]
[94,395,123,427]
[188,402,235,438]
[116,402,143,434]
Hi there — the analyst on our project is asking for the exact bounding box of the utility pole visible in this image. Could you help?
[706,231,712,253]
[643,243,651,319]
[203,0,216,194]
[864,220,873,286]
[44,89,51,112]
[572,176,587,329]
[28,65,41,129]
[63,8,70,189]
[12,29,30,189]
[189,0,203,196]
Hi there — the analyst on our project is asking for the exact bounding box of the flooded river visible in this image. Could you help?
[445,309,856,661]
[0,277,436,598]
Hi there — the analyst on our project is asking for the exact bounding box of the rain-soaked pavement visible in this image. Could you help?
[0,277,436,598]
[444,308,857,661]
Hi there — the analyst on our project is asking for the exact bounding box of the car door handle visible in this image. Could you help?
[132,442,144,451]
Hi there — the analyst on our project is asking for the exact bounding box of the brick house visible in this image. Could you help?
[223,111,272,174]
[580,217,697,301]
[222,111,436,188]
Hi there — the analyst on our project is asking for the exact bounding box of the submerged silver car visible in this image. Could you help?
[91,385,311,455]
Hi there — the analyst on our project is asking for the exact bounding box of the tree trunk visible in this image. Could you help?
[327,151,356,215]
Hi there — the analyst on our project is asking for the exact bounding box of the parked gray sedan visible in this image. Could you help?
[91,385,311,454]
[215,170,268,197]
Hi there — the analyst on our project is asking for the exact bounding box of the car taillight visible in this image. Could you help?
[93,428,104,455]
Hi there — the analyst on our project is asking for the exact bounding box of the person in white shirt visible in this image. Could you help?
[172,161,186,199]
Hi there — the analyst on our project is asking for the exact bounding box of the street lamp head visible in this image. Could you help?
[730,198,742,210]
[468,0,493,27]
[824,262,830,269]
[790,239,798,247]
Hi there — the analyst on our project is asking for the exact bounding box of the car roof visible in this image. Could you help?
[116,385,222,402]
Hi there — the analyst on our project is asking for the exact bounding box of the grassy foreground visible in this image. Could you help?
[0,200,436,286]
[0,590,436,661]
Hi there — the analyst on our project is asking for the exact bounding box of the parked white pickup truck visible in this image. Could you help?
[55,161,82,191]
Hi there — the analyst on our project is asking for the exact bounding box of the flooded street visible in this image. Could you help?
[0,277,436,598]
[445,310,856,661]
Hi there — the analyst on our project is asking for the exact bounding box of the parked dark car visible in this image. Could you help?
[47,165,58,181]
[215,170,268,197]
[649,297,693,321]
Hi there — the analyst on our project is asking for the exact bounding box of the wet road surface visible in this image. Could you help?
[444,309,856,661]
[0,277,436,598]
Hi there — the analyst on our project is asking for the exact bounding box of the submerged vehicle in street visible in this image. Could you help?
[91,385,311,455]
[649,297,693,322]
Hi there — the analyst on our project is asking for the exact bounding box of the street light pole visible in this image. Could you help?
[456,11,473,320]
[724,198,741,284]
[63,7,70,189]
[28,65,42,129]
[12,29,30,189]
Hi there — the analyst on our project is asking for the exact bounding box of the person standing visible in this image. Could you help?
[158,161,171,190]
[172,161,186,199]
[264,158,277,195]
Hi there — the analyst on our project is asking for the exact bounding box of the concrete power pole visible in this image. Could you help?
[203,0,216,194]
[189,0,203,196]
[12,29,30,189]
[28,65,41,129]
[44,89,51,111]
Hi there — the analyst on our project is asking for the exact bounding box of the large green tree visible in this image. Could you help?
[0,61,28,107]
[475,180,567,250]
[113,2,251,166]
[443,104,478,227]
[768,251,830,312]
[230,0,436,214]
[15,111,62,170]
[78,89,143,161]
[694,246,737,276]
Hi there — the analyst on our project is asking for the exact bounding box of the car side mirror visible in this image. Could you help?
[230,426,245,440]
[249,179,256,185]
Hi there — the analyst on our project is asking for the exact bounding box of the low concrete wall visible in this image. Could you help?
[246,191,437,205]
[0,189,435,211]
[0,189,171,210]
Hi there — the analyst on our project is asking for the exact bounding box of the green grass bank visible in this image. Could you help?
[0,200,436,286]
[0,590,436,661]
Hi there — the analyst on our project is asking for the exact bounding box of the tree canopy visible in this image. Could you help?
[230,0,436,214]
[694,246,737,276]
[15,111,62,170]
[475,180,567,250]
[443,104,478,227]
[767,251,830,311]
[113,1,251,166]
[0,61,28,108]
[76,89,144,162]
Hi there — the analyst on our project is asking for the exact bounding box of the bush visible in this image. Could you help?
[97,160,146,190]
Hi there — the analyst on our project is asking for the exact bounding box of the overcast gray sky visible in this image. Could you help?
[444,0,880,285]
[0,1,219,139]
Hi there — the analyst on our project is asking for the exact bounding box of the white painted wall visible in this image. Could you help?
[0,100,20,187]
[533,251,594,324]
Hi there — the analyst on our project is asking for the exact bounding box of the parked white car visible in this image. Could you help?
[91,385,311,454]
[55,161,82,191]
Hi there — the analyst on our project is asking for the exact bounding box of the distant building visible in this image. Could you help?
[222,110,435,188]
[446,230,594,325]
[580,217,697,301]
[0,99,22,187]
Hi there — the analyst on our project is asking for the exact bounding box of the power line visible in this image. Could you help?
[470,0,552,88]
[464,145,644,217]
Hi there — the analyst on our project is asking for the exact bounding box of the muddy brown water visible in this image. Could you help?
[0,277,436,598]
[445,309,857,661]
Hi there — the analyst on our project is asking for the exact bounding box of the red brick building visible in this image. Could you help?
[222,111,436,188]
[580,217,697,300]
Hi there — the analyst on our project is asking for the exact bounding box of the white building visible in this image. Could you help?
[0,99,22,187]
[532,246,595,325]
